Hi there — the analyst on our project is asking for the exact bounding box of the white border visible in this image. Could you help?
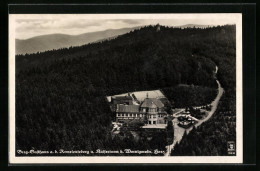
[9,14,243,164]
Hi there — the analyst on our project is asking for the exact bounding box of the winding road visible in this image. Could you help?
[164,66,224,156]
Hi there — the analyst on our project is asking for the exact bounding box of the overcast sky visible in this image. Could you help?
[13,14,237,39]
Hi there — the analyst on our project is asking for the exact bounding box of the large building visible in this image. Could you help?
[115,96,168,125]
[110,95,133,112]
[111,95,133,105]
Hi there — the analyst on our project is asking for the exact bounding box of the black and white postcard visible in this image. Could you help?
[9,13,243,164]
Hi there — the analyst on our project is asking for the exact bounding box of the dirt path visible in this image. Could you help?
[187,80,224,133]
[164,66,224,156]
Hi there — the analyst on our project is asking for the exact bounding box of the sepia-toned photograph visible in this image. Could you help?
[9,13,243,164]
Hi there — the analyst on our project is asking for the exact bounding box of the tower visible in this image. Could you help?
[156,23,160,32]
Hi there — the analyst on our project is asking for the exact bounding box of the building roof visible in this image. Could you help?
[112,95,132,100]
[117,105,140,113]
[141,98,164,108]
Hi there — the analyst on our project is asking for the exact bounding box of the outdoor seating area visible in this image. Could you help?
[177,116,196,129]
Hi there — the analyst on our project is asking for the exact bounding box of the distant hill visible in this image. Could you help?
[15,24,216,55]
[15,26,141,55]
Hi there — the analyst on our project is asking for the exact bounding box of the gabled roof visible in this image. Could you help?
[112,96,132,100]
[117,105,140,113]
[141,98,164,108]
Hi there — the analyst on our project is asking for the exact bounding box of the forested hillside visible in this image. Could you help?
[16,25,236,155]
[170,25,236,155]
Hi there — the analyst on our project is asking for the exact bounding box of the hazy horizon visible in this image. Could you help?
[14,14,237,39]
[16,23,234,40]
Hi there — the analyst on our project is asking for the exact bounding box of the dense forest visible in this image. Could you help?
[162,85,217,108]
[16,24,236,156]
